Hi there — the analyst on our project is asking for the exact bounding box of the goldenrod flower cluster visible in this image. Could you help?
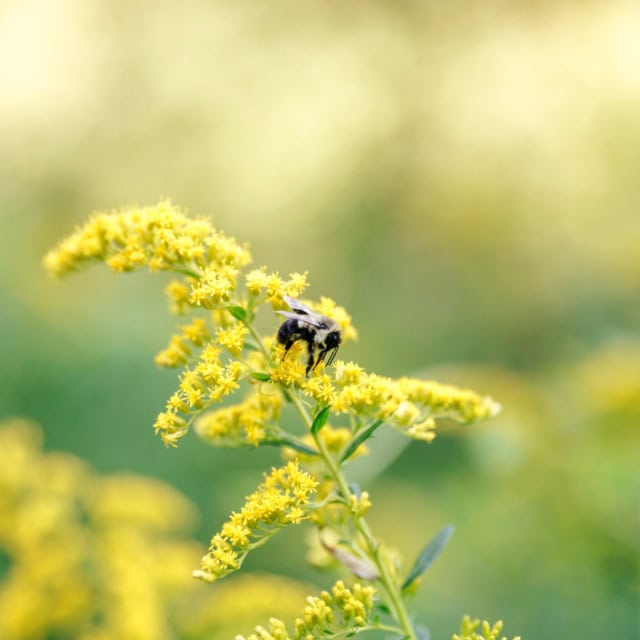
[0,418,201,640]
[452,616,521,640]
[299,362,500,443]
[194,461,317,583]
[43,199,250,279]
[195,387,282,446]
[237,580,376,640]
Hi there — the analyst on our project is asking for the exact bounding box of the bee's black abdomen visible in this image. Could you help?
[277,318,297,345]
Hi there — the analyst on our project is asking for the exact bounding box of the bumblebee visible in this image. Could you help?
[276,296,342,375]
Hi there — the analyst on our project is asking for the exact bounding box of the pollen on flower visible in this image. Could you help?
[270,343,306,386]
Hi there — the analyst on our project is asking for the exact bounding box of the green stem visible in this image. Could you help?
[311,427,417,640]
[242,316,416,640]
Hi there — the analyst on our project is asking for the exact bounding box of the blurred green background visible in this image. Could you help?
[1,0,639,638]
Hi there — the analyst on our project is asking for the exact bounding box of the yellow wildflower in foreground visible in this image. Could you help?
[194,461,318,583]
[0,418,201,640]
[237,580,376,640]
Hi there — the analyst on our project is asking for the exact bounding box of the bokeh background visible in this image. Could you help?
[1,0,639,638]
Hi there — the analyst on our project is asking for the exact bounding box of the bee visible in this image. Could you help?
[276,296,342,375]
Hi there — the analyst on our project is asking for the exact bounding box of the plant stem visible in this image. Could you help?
[310,425,417,640]
[243,315,417,640]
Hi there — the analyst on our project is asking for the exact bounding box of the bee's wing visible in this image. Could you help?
[283,296,315,315]
[276,310,324,329]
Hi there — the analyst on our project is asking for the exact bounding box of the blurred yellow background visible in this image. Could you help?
[1,1,638,638]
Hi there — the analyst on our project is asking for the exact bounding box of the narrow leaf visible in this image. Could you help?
[340,419,384,463]
[402,525,455,591]
[415,625,431,640]
[263,437,319,456]
[311,405,331,435]
[250,372,271,382]
[226,305,247,321]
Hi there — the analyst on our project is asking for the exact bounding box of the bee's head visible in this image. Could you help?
[325,330,341,350]
[322,330,342,367]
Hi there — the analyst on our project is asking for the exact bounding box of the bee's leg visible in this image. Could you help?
[305,339,317,376]
[283,338,296,356]
[315,347,329,368]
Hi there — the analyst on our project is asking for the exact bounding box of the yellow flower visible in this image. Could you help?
[299,364,500,444]
[270,343,307,386]
[452,616,521,640]
[181,317,211,345]
[216,323,249,356]
[44,200,251,278]
[0,419,203,640]
[244,268,309,307]
[165,279,191,314]
[155,335,191,368]
[194,461,317,583]
[195,387,282,447]
[189,264,238,308]
[245,266,270,296]
[290,581,375,640]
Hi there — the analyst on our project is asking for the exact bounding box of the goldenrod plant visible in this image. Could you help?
[0,418,199,640]
[44,200,519,640]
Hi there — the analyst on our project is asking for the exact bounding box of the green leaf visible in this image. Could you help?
[250,372,271,382]
[415,625,431,640]
[263,437,319,456]
[402,525,455,591]
[339,419,384,463]
[226,305,247,321]
[311,405,331,435]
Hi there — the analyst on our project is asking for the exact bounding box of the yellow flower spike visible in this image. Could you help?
[44,200,251,279]
[194,462,317,582]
